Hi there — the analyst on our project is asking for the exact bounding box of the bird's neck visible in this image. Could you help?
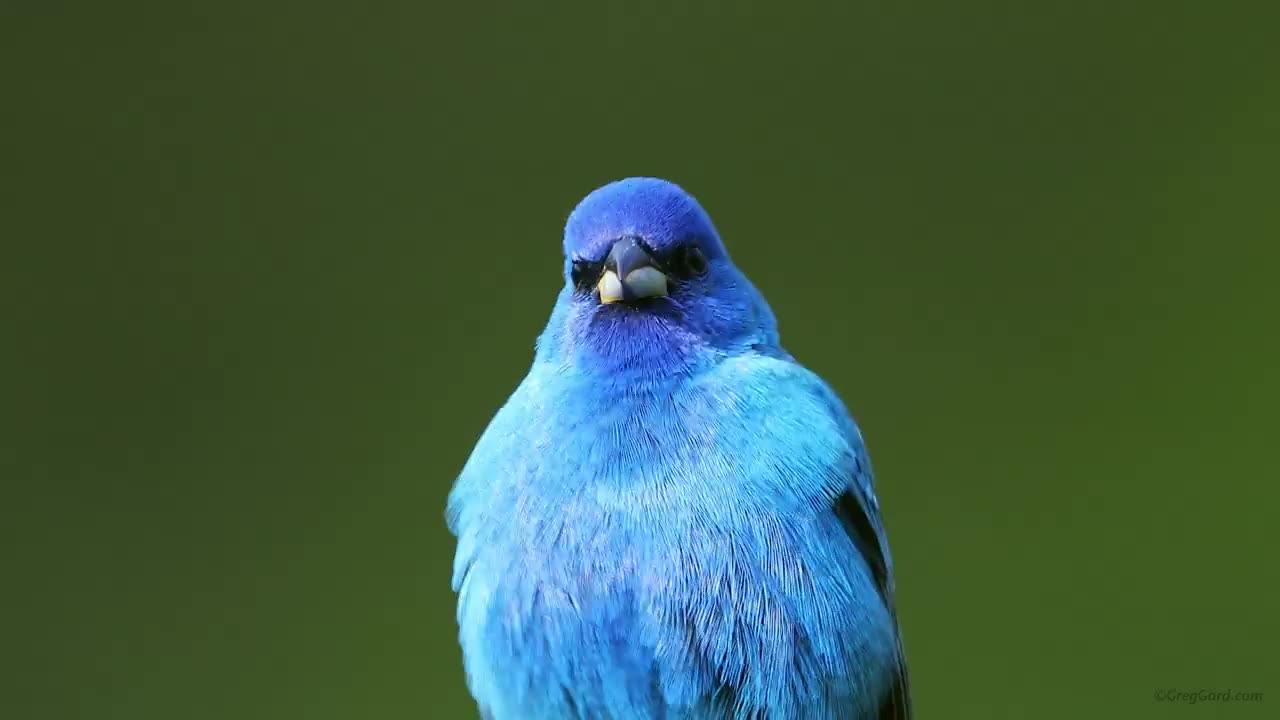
[562,332,718,392]
[536,299,726,388]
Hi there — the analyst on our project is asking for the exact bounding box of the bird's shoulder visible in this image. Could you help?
[691,351,877,500]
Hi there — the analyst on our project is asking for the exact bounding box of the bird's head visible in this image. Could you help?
[538,177,779,376]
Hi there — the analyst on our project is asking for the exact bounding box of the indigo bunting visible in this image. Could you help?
[448,178,911,719]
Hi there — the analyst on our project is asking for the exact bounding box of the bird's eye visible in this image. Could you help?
[570,259,603,292]
[670,243,708,277]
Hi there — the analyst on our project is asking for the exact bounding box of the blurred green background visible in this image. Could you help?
[4,1,1276,718]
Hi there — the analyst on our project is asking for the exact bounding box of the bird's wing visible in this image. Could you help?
[822,387,914,720]
[837,469,913,719]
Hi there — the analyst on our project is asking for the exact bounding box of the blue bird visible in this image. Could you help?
[448,178,911,719]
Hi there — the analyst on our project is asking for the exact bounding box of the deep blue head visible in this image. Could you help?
[537,178,779,376]
[562,177,728,269]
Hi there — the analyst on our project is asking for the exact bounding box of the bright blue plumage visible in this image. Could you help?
[448,178,911,719]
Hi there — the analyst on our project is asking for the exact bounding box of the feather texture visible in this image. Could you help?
[448,178,911,719]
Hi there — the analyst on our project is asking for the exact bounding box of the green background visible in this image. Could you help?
[4,2,1276,718]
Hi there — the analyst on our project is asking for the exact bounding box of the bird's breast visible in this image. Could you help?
[449,361,897,717]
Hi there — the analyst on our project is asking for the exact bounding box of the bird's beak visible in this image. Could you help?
[597,237,668,304]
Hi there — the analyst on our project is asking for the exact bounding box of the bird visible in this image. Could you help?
[447,177,912,719]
